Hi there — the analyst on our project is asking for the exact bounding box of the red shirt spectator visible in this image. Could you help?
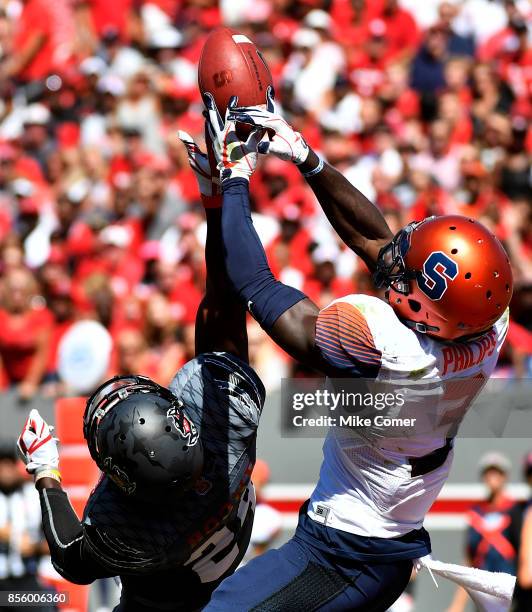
[332,0,375,50]
[45,283,76,376]
[153,261,203,325]
[408,184,456,222]
[377,0,420,60]
[304,274,355,307]
[12,0,75,81]
[83,0,134,41]
[266,211,314,279]
[0,269,52,399]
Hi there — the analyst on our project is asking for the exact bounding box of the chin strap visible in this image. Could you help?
[401,319,440,334]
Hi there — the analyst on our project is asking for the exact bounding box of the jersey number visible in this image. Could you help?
[418,252,458,301]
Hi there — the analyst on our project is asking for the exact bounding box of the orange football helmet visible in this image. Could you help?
[374,215,513,340]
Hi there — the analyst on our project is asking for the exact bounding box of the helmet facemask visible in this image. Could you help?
[373,221,420,296]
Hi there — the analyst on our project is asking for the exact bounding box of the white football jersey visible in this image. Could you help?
[308,294,509,538]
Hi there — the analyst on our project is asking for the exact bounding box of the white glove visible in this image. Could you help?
[228,88,309,165]
[204,94,263,183]
[17,409,59,474]
[178,129,220,201]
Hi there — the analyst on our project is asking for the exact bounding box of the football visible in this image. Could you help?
[198,27,273,118]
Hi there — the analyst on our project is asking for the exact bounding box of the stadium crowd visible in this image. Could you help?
[0,0,530,401]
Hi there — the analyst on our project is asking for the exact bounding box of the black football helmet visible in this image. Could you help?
[83,375,204,498]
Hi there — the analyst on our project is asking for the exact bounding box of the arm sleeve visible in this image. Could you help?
[315,301,382,377]
[221,178,307,329]
[39,488,113,584]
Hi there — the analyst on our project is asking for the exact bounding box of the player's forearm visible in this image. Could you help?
[204,208,226,297]
[220,178,307,329]
[299,149,393,270]
[219,179,322,366]
[37,485,98,584]
[195,208,248,359]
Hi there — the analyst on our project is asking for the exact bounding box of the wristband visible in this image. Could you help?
[34,468,62,484]
[300,155,324,178]
[201,194,223,209]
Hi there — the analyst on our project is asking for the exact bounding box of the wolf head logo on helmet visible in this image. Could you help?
[374,215,513,340]
[167,403,199,447]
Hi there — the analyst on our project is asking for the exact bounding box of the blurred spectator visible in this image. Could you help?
[116,71,163,153]
[447,452,517,612]
[112,327,153,378]
[512,451,532,611]
[266,201,314,283]
[411,119,462,192]
[457,0,510,45]
[411,24,450,95]
[304,244,355,308]
[247,459,282,560]
[0,441,53,611]
[0,0,526,391]
[247,319,289,392]
[44,279,75,384]
[0,268,52,401]
[438,2,475,57]
[143,291,186,385]
[471,64,514,126]
[320,74,363,135]
[377,0,420,60]
[283,27,344,114]
[2,0,75,82]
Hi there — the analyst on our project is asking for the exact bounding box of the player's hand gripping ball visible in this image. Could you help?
[205,95,263,183]
[178,130,219,196]
[178,128,223,208]
[229,88,310,165]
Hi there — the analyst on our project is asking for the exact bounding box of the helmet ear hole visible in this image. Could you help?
[408,299,422,313]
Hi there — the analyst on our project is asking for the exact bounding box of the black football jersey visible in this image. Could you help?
[82,352,265,593]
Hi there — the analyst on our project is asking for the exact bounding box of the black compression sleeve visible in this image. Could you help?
[39,488,112,584]
[221,178,306,328]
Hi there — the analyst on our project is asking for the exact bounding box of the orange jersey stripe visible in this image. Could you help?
[315,302,382,374]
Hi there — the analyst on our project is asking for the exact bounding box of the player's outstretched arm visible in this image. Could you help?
[195,207,248,362]
[205,96,330,369]
[221,177,321,365]
[297,149,393,270]
[230,99,393,270]
[17,410,110,584]
[178,130,248,362]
